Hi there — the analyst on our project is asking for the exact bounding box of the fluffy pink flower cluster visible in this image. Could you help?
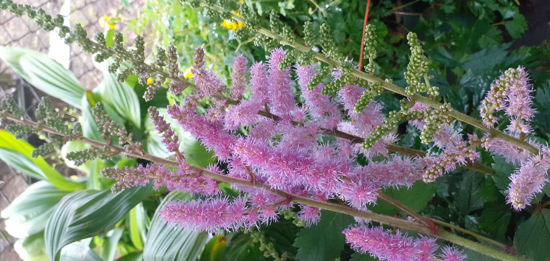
[507,148,550,210]
[105,47,542,258]
[409,104,479,182]
[343,225,466,261]
[477,67,550,210]
[144,48,483,226]
[480,66,534,135]
[103,163,219,195]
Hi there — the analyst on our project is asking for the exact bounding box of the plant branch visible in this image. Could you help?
[0,112,520,261]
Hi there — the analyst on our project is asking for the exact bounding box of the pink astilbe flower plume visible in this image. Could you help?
[506,148,550,210]
[231,54,248,98]
[168,104,235,160]
[439,246,467,261]
[267,48,298,118]
[249,62,269,104]
[160,197,252,232]
[296,64,340,128]
[481,136,531,164]
[343,225,443,261]
[224,100,260,130]
[480,66,534,135]
[102,163,218,195]
[148,107,179,154]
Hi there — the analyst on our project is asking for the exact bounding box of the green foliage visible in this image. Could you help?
[0,47,85,109]
[1,181,70,238]
[0,130,85,191]
[294,211,353,261]
[371,181,437,215]
[513,209,550,261]
[44,186,150,260]
[98,68,142,128]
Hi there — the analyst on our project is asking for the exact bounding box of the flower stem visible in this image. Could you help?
[0,112,520,261]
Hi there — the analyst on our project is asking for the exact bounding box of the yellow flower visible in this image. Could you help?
[99,16,116,30]
[221,20,244,31]
[184,67,194,78]
[146,77,154,85]
[220,11,244,31]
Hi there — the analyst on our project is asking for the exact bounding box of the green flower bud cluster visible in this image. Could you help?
[238,4,259,28]
[362,24,377,74]
[279,49,297,70]
[322,78,344,96]
[319,23,342,61]
[35,98,72,136]
[92,103,142,154]
[419,103,453,144]
[322,62,353,96]
[249,230,288,261]
[66,147,112,166]
[296,51,315,66]
[404,33,430,96]
[303,21,315,47]
[363,109,405,150]
[5,125,35,139]
[307,65,329,90]
[0,97,24,119]
[281,209,306,228]
[353,82,383,114]
[31,141,58,158]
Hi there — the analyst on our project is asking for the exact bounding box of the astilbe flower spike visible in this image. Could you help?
[231,54,248,98]
[103,163,219,195]
[343,225,441,261]
[440,246,467,261]
[148,107,179,154]
[161,197,251,232]
[480,66,534,135]
[167,104,235,160]
[506,148,550,210]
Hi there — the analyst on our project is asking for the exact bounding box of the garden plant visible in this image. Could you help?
[1,0,550,260]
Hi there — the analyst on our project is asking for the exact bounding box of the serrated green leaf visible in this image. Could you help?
[44,186,150,260]
[0,47,85,109]
[293,211,353,261]
[1,181,69,238]
[456,172,486,213]
[491,156,515,192]
[504,14,527,39]
[478,202,510,241]
[0,130,85,191]
[513,209,550,261]
[143,191,211,261]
